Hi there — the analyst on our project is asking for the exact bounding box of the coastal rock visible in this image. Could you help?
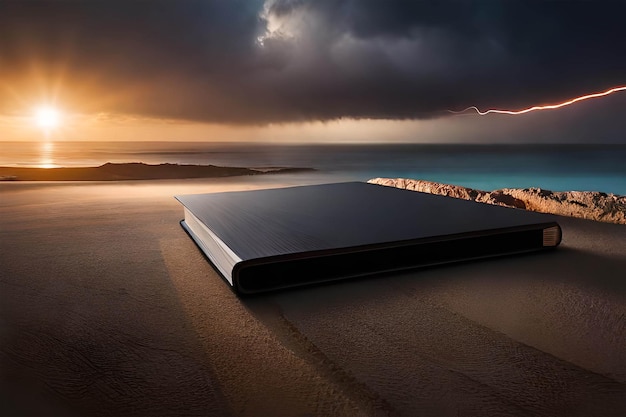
[368,178,626,225]
[0,163,315,181]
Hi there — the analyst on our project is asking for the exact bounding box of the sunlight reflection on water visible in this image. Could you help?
[38,142,58,168]
[2,141,625,194]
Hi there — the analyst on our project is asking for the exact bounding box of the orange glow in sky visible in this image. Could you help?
[452,85,626,116]
[34,106,61,130]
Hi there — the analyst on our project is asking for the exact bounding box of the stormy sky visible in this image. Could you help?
[1,0,625,142]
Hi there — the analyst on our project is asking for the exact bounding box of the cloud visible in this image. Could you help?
[1,0,625,125]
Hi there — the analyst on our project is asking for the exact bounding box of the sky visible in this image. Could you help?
[1,0,625,143]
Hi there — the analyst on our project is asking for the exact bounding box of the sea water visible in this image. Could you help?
[1,141,625,195]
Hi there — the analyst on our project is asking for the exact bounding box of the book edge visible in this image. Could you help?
[180,208,242,285]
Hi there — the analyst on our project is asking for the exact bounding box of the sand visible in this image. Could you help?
[1,178,625,416]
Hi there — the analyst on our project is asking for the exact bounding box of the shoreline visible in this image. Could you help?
[1,169,623,225]
[0,162,314,181]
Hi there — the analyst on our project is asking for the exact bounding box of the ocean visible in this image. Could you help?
[1,141,625,195]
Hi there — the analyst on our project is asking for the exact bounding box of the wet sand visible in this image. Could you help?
[1,178,625,416]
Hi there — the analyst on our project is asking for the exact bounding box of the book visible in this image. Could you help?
[175,182,561,294]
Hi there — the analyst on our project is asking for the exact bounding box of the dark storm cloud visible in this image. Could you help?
[1,0,625,123]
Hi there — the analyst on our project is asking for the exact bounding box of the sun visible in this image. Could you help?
[34,106,61,130]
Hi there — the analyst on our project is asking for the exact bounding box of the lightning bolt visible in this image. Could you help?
[450,85,626,115]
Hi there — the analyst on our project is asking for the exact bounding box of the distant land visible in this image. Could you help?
[0,162,314,181]
[370,178,626,225]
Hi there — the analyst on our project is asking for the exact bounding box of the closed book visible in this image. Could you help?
[175,182,561,294]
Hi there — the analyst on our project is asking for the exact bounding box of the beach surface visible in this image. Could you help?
[1,178,625,416]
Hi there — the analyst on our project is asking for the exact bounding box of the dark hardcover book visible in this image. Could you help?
[175,182,561,294]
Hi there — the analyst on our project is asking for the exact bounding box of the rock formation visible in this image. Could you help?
[0,163,314,181]
[368,178,626,225]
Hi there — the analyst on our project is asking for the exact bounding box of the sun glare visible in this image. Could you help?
[34,106,61,130]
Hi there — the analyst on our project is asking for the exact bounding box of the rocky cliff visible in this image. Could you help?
[368,178,626,225]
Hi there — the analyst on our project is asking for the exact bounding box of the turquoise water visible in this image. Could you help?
[1,142,625,194]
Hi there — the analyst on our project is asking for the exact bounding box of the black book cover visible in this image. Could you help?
[176,182,561,294]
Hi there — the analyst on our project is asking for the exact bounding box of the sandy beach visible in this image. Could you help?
[1,178,625,416]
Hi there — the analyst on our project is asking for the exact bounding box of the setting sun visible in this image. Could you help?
[34,106,61,130]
